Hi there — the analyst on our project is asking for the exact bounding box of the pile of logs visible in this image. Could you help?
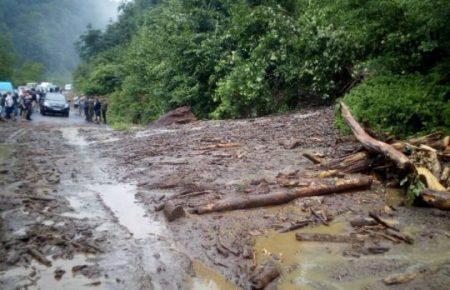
[325,102,450,210]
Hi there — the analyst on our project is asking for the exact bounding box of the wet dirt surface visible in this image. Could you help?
[1,108,450,289]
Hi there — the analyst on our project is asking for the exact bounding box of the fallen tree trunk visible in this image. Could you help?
[340,102,412,171]
[325,151,373,173]
[192,176,372,214]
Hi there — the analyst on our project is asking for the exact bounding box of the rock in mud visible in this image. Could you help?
[163,202,185,221]
[250,260,280,289]
[153,106,197,126]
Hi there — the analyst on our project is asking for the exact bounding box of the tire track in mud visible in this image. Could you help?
[58,126,194,290]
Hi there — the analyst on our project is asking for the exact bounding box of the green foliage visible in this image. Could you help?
[0,34,16,81]
[74,0,450,133]
[340,70,450,137]
[13,62,46,85]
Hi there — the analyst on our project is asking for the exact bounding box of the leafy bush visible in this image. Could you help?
[340,71,450,137]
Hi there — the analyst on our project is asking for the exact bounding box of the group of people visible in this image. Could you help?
[77,96,108,124]
[0,90,41,121]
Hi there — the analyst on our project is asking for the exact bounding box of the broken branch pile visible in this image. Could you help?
[327,102,450,210]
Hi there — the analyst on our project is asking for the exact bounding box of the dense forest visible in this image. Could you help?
[0,0,118,84]
[74,0,449,136]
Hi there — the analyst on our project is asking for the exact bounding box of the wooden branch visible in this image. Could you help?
[340,102,412,171]
[192,176,372,214]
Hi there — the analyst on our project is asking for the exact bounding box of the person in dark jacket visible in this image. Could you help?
[86,97,94,122]
[0,93,6,119]
[23,92,33,121]
[101,99,108,124]
[93,98,101,124]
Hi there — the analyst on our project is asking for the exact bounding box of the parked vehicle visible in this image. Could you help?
[40,93,70,117]
[0,82,14,94]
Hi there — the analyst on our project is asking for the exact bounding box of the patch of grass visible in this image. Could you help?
[110,122,132,132]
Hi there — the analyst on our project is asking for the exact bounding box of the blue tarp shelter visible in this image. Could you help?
[0,82,14,93]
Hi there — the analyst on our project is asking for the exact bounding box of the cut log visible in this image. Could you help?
[340,102,412,171]
[295,233,353,243]
[192,176,372,214]
[420,189,450,211]
[325,151,372,173]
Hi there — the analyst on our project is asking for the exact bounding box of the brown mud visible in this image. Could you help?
[1,107,449,289]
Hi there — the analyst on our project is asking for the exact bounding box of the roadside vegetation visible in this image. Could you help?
[74,0,449,136]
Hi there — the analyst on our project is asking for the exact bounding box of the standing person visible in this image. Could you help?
[12,92,19,121]
[84,97,90,121]
[93,98,101,124]
[79,96,85,116]
[87,97,94,122]
[5,92,14,119]
[101,99,108,124]
[23,92,33,121]
[0,93,5,119]
[18,93,25,119]
[30,89,37,112]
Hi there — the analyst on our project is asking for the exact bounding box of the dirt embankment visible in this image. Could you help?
[81,106,450,289]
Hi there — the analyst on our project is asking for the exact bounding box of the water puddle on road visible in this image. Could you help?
[88,183,163,239]
[254,219,450,289]
[254,220,365,290]
[191,261,241,290]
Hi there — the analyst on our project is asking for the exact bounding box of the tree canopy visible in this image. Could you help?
[75,0,449,135]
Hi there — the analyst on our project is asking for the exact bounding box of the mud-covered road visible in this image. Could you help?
[1,109,450,290]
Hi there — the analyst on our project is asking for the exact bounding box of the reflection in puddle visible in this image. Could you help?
[254,220,450,290]
[88,183,163,239]
[255,221,350,290]
[191,261,240,290]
